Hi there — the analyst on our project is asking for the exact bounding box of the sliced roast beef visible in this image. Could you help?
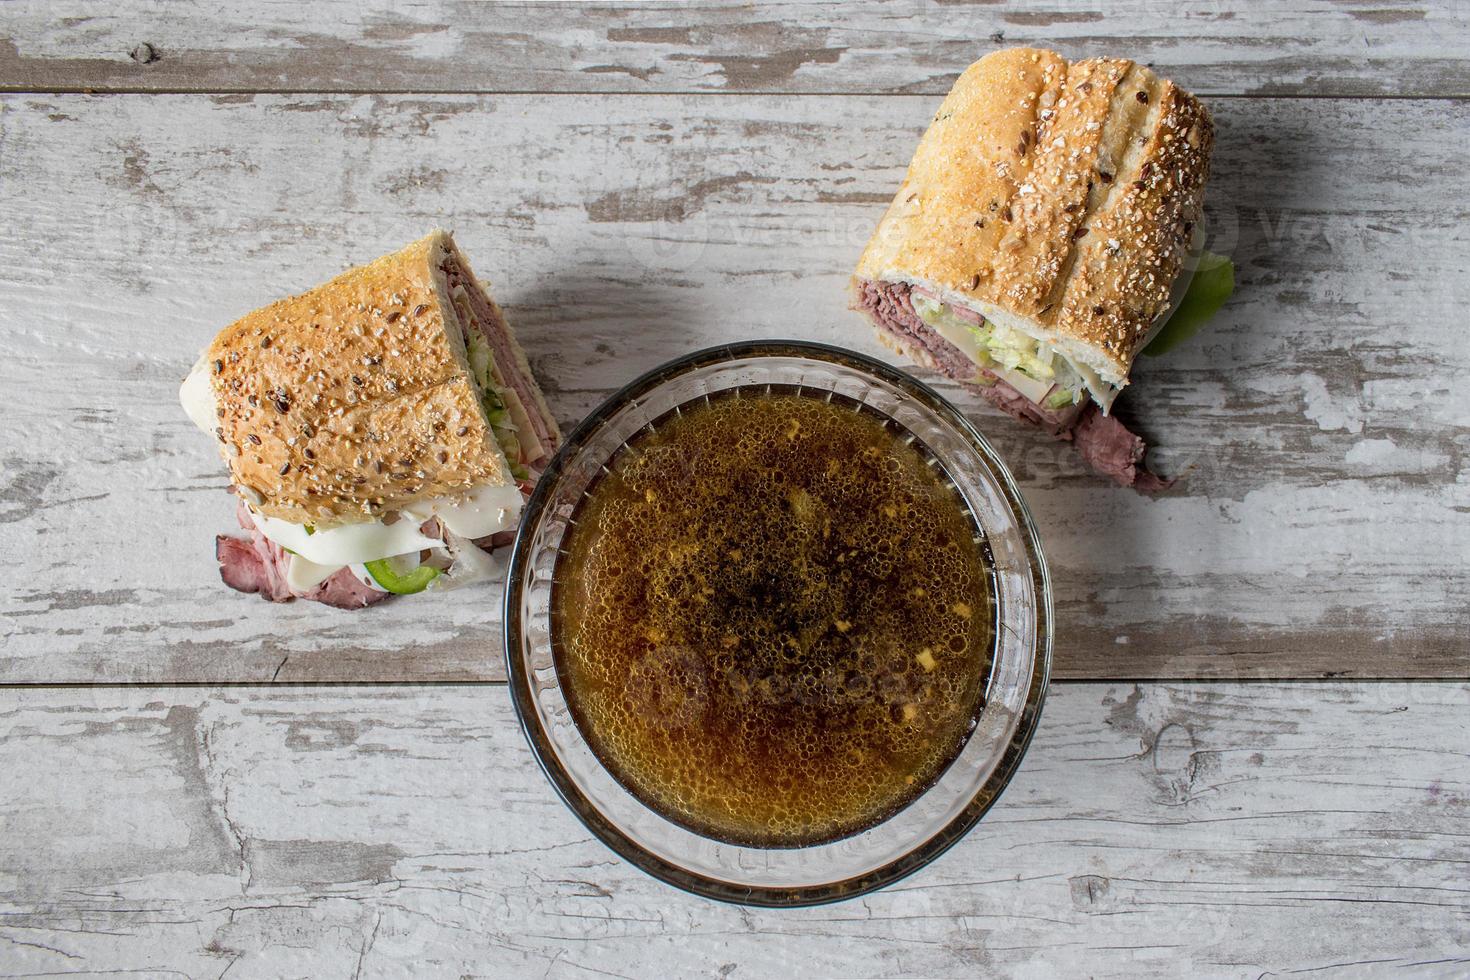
[857,280,978,382]
[976,376,1087,438]
[475,528,519,551]
[1071,405,1174,491]
[309,569,391,609]
[860,280,1077,432]
[217,534,286,600]
[216,500,389,609]
[442,257,559,467]
[856,279,1171,491]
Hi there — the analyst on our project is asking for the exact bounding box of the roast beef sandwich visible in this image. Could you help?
[180,230,560,607]
[853,47,1228,489]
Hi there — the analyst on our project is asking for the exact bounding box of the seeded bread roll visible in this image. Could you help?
[201,231,515,528]
[854,47,1213,391]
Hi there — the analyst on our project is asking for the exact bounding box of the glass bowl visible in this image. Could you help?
[504,341,1051,907]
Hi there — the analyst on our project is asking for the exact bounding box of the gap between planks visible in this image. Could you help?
[0,678,1467,691]
[0,86,1465,100]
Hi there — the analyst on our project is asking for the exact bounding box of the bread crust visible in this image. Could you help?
[442,251,562,448]
[203,230,515,527]
[854,47,1213,383]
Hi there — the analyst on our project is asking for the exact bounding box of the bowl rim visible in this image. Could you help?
[503,339,1053,907]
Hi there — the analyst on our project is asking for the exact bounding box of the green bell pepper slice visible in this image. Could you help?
[364,557,440,595]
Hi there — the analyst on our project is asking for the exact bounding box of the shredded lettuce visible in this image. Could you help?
[969,321,1059,381]
[911,292,1084,402]
[1143,252,1234,357]
[1045,389,1077,410]
[465,330,531,479]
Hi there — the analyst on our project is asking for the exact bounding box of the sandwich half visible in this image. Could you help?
[180,230,561,607]
[853,48,1215,488]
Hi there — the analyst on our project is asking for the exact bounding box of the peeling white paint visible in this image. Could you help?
[1344,437,1398,466]
[1300,374,1364,434]
[0,684,1465,975]
[0,90,1466,684]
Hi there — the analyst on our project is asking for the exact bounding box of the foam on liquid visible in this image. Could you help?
[552,389,994,847]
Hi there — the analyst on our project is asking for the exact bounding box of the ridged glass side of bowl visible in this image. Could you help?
[504,341,1051,907]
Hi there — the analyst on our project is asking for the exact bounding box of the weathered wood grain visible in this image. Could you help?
[0,92,1465,683]
[2,1,1469,98]
[0,682,1464,977]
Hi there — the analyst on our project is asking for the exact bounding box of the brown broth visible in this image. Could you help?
[551,389,993,847]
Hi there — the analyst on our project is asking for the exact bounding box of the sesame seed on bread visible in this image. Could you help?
[202,230,517,528]
[854,47,1214,389]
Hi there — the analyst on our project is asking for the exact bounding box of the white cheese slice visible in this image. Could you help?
[285,555,344,592]
[990,364,1055,405]
[179,358,219,433]
[927,317,1055,404]
[250,511,441,567]
[249,483,522,568]
[426,530,501,591]
[401,482,523,540]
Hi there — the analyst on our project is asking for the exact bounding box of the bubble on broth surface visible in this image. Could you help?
[553,390,994,847]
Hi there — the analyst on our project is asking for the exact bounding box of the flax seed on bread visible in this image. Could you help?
[202,231,514,528]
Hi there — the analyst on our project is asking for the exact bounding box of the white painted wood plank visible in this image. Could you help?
[0,682,1465,977]
[2,0,1468,97]
[0,92,1465,683]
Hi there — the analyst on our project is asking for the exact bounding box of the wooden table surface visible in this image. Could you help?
[0,2,1466,976]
